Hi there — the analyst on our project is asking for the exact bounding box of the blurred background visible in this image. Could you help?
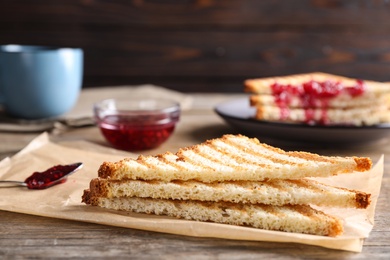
[1,0,390,93]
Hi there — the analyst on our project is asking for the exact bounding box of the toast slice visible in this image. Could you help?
[244,72,390,125]
[82,193,344,237]
[253,104,390,126]
[244,72,390,95]
[85,178,371,208]
[98,134,372,182]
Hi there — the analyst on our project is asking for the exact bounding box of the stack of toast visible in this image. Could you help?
[244,72,390,126]
[82,134,372,237]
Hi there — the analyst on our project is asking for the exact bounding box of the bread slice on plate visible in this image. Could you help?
[244,72,390,95]
[244,72,390,126]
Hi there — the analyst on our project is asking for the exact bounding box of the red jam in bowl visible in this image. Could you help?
[94,99,180,151]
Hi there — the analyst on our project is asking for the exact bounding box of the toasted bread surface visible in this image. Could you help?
[97,135,372,182]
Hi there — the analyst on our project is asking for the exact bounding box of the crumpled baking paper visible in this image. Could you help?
[0,133,384,252]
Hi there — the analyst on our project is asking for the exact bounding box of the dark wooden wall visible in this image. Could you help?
[1,0,390,92]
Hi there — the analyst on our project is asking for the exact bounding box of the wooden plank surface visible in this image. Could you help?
[0,90,389,258]
[0,119,389,258]
[1,0,390,92]
[0,209,388,259]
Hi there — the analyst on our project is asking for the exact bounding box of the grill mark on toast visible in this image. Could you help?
[132,155,182,181]
[156,152,187,172]
[208,139,273,165]
[222,135,304,167]
[176,147,222,173]
[176,145,230,172]
[136,155,159,170]
[190,143,231,168]
[205,141,270,168]
[187,141,268,172]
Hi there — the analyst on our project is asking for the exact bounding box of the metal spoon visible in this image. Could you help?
[0,162,83,189]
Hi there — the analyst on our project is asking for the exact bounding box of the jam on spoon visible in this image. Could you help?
[0,162,83,189]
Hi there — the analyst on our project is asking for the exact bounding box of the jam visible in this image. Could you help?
[270,79,366,125]
[24,163,82,189]
[99,115,176,151]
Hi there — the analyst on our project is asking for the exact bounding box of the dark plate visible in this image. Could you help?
[214,98,390,145]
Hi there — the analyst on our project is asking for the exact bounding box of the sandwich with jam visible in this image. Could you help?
[244,72,390,126]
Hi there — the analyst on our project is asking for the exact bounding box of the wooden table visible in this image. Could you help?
[0,87,389,259]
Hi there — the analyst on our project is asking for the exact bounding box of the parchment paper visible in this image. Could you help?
[0,133,384,252]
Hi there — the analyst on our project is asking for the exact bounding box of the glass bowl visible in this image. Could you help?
[94,98,180,151]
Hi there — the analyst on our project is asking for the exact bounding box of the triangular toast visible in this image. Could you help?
[84,178,371,208]
[82,194,344,237]
[98,134,372,182]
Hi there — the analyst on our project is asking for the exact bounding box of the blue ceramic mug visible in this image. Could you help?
[0,45,83,119]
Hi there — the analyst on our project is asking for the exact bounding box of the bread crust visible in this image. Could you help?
[244,72,390,94]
